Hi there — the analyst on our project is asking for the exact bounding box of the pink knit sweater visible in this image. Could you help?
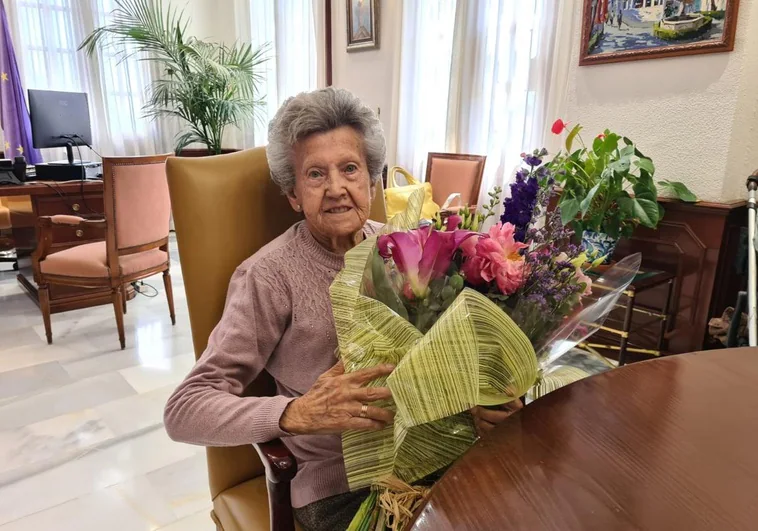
[164,220,382,508]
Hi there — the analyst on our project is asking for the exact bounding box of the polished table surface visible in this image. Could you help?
[411,349,758,531]
[0,179,102,197]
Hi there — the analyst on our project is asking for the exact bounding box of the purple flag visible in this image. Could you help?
[0,0,41,164]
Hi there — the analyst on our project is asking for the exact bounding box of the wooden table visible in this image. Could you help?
[1,180,134,312]
[411,349,758,531]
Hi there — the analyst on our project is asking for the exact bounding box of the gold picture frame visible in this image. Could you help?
[346,0,379,52]
[580,0,741,66]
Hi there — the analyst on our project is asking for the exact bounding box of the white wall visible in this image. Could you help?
[564,0,758,203]
[331,0,402,165]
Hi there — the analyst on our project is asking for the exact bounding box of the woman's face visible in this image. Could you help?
[289,126,375,247]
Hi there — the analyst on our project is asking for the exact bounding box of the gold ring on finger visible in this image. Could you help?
[359,403,369,418]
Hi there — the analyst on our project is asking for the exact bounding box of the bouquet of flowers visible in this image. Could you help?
[333,151,641,531]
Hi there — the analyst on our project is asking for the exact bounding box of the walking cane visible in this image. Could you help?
[746,170,758,346]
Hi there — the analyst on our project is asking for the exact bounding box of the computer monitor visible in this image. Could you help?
[28,90,93,164]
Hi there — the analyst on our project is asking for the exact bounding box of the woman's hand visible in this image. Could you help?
[470,400,523,436]
[279,361,395,435]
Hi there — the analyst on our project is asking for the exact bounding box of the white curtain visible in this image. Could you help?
[395,0,575,208]
[231,0,323,148]
[7,0,169,159]
[395,0,458,181]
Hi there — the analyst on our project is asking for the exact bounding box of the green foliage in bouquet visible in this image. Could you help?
[431,187,503,232]
[551,122,697,239]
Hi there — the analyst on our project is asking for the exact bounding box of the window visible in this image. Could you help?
[246,0,319,146]
[16,0,83,92]
[92,0,155,141]
[13,0,163,155]
[396,0,560,208]
[395,0,457,179]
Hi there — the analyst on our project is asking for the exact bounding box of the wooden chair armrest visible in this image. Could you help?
[254,439,298,484]
[253,439,298,531]
[43,215,107,229]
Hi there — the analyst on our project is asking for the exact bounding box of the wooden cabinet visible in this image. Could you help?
[614,199,746,355]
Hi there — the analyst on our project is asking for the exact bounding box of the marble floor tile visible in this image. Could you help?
[155,508,215,531]
[95,452,214,529]
[0,338,106,373]
[62,333,195,381]
[0,371,137,430]
[103,477,185,530]
[95,385,177,438]
[119,354,197,395]
[31,311,124,345]
[0,408,115,484]
[0,428,203,526]
[0,235,213,530]
[0,361,73,400]
[144,453,211,520]
[0,487,166,531]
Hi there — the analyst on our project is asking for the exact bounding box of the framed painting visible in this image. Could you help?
[346,0,379,52]
[580,0,741,65]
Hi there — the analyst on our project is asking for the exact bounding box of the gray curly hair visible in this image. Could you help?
[266,87,386,194]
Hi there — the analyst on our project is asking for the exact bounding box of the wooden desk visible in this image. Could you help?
[411,349,758,531]
[0,180,134,312]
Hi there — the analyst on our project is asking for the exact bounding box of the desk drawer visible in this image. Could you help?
[36,194,104,217]
[52,224,105,244]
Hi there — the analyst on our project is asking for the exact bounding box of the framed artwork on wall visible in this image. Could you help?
[580,0,741,66]
[346,0,379,52]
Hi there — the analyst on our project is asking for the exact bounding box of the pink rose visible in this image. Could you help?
[494,259,527,295]
[459,222,528,295]
[461,255,486,286]
[575,267,593,296]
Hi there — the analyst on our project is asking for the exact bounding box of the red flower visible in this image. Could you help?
[551,119,568,135]
[596,133,606,140]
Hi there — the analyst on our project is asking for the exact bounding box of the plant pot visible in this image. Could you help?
[177,148,239,157]
[581,230,619,264]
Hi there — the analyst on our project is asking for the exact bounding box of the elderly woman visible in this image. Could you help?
[164,88,521,531]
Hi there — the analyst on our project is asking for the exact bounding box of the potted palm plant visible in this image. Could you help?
[79,0,267,155]
[549,120,697,259]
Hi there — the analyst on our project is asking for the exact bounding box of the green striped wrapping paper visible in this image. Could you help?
[330,190,540,491]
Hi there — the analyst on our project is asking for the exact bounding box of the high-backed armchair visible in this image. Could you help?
[166,147,386,531]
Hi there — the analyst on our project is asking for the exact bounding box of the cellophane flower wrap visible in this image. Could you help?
[333,152,641,531]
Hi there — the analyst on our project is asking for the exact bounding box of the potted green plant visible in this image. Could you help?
[79,0,267,155]
[550,119,697,259]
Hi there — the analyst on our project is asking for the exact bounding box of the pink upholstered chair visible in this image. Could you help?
[33,154,174,349]
[425,152,486,210]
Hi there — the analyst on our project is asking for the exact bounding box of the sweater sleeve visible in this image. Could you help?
[164,263,294,446]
